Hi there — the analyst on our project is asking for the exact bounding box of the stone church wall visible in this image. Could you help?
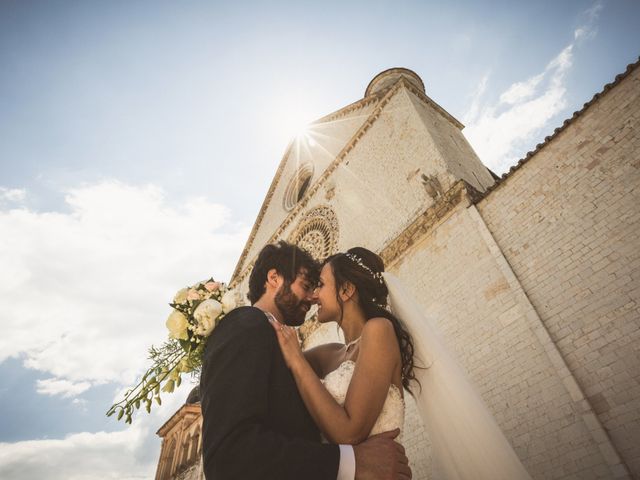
[476,65,640,477]
[405,89,495,192]
[389,202,612,479]
[316,90,436,252]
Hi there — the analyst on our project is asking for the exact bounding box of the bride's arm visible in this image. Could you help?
[270,317,399,444]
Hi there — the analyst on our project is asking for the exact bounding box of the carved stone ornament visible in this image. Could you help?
[288,205,339,261]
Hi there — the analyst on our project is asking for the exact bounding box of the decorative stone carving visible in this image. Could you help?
[288,205,339,261]
[379,180,471,268]
[420,173,443,199]
[324,180,336,201]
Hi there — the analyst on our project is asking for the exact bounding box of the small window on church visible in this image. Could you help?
[297,176,311,202]
[283,163,314,211]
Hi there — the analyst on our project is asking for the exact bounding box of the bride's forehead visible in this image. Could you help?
[320,264,334,280]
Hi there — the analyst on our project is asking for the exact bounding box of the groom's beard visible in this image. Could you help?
[274,284,310,326]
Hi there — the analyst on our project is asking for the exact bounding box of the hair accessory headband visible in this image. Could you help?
[344,253,385,285]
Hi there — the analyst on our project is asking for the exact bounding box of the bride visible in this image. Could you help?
[270,247,411,444]
[270,247,532,480]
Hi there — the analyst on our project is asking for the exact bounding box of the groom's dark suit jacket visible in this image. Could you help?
[200,306,340,480]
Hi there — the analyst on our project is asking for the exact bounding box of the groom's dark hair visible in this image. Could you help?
[248,241,320,304]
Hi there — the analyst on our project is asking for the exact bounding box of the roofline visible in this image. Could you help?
[476,56,640,200]
[400,77,464,130]
[365,67,426,97]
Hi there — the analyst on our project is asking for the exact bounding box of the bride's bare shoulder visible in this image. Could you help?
[361,317,400,360]
[362,317,395,338]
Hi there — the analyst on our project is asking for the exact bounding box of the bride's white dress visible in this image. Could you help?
[322,360,405,439]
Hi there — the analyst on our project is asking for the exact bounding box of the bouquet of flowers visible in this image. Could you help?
[107,278,244,423]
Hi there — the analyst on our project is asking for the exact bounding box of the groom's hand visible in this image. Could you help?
[353,429,411,480]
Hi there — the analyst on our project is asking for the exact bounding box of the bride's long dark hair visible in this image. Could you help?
[324,247,419,395]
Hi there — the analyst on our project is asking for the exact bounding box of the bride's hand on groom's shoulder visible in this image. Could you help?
[268,318,304,370]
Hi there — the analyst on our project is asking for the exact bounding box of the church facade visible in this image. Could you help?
[155,60,640,480]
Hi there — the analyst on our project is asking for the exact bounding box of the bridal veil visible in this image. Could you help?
[383,272,532,480]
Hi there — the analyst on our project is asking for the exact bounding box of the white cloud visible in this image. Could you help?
[0,187,26,204]
[462,71,490,125]
[36,378,92,398]
[71,398,89,413]
[0,180,230,476]
[463,45,573,173]
[463,2,603,174]
[0,384,191,480]
[573,27,587,41]
[0,180,248,387]
[499,73,544,105]
[0,431,151,480]
[575,2,603,41]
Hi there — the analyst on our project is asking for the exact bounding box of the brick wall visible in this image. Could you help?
[390,203,614,479]
[477,65,640,476]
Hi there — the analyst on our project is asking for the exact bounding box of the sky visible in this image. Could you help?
[0,0,638,478]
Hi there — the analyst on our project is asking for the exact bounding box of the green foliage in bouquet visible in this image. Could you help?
[106,278,244,423]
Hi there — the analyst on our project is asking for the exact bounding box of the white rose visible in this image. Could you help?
[193,299,223,336]
[173,288,189,304]
[221,289,243,313]
[166,311,189,340]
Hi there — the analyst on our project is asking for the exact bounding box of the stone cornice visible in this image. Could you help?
[156,403,201,437]
[231,80,407,286]
[313,91,384,124]
[379,180,477,269]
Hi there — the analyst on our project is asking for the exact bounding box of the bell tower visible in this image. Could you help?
[364,67,495,196]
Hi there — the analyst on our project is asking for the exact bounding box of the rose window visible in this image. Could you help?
[289,206,339,261]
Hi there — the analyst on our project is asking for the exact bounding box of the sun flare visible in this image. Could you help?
[270,94,322,148]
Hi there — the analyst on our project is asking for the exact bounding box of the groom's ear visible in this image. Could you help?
[266,268,283,290]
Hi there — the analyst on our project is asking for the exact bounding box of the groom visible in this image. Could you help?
[200,241,410,479]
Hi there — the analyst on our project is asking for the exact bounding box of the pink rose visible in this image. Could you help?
[204,281,221,292]
[187,289,201,301]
